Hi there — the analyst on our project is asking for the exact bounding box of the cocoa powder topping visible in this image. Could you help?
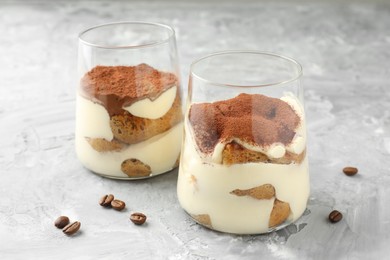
[189,93,301,154]
[80,64,178,116]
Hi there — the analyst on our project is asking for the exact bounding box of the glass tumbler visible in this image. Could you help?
[76,22,183,179]
[177,51,309,234]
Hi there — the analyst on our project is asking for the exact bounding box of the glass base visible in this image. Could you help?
[186,210,302,235]
[84,166,177,180]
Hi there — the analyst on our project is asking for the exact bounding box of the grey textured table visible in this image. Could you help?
[1,0,390,259]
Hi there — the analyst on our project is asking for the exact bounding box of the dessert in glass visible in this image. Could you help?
[177,51,309,234]
[76,22,182,179]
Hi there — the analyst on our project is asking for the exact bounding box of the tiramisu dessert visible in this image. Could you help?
[177,93,309,234]
[75,63,182,178]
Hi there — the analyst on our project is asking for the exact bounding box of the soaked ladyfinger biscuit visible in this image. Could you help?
[121,158,152,177]
[230,184,275,200]
[222,142,268,165]
[191,214,212,229]
[222,142,305,165]
[269,199,291,228]
[85,137,125,152]
[110,92,182,144]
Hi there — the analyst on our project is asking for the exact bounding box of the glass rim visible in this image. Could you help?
[190,50,303,88]
[78,21,175,49]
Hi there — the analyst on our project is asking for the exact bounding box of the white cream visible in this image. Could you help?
[76,95,113,141]
[177,94,310,234]
[122,86,177,119]
[282,94,307,155]
[281,94,304,120]
[286,135,305,154]
[75,94,182,178]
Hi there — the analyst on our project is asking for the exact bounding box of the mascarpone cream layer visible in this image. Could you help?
[75,94,182,177]
[122,86,177,119]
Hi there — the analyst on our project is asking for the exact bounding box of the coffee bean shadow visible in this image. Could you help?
[66,230,83,238]
[129,221,149,228]
[99,206,129,213]
[119,208,129,213]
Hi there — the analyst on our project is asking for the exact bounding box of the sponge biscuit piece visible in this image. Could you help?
[191,214,212,229]
[222,142,305,165]
[269,199,291,228]
[85,137,125,152]
[230,184,291,228]
[110,92,182,144]
[230,184,275,200]
[121,158,152,177]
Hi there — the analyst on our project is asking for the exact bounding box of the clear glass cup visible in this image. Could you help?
[177,51,309,234]
[76,22,183,179]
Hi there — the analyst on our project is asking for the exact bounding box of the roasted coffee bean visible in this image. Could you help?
[130,212,147,225]
[328,210,343,223]
[63,221,81,235]
[99,194,114,207]
[54,216,69,229]
[343,167,358,176]
[111,199,126,211]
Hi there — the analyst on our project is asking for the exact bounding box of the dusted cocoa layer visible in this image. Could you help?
[80,63,178,116]
[189,93,301,155]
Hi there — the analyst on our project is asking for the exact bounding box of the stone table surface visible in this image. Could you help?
[1,0,390,259]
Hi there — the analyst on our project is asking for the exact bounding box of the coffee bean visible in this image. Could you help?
[111,199,126,211]
[343,167,358,176]
[328,210,343,223]
[99,194,114,207]
[63,221,81,235]
[130,212,147,225]
[54,216,70,229]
